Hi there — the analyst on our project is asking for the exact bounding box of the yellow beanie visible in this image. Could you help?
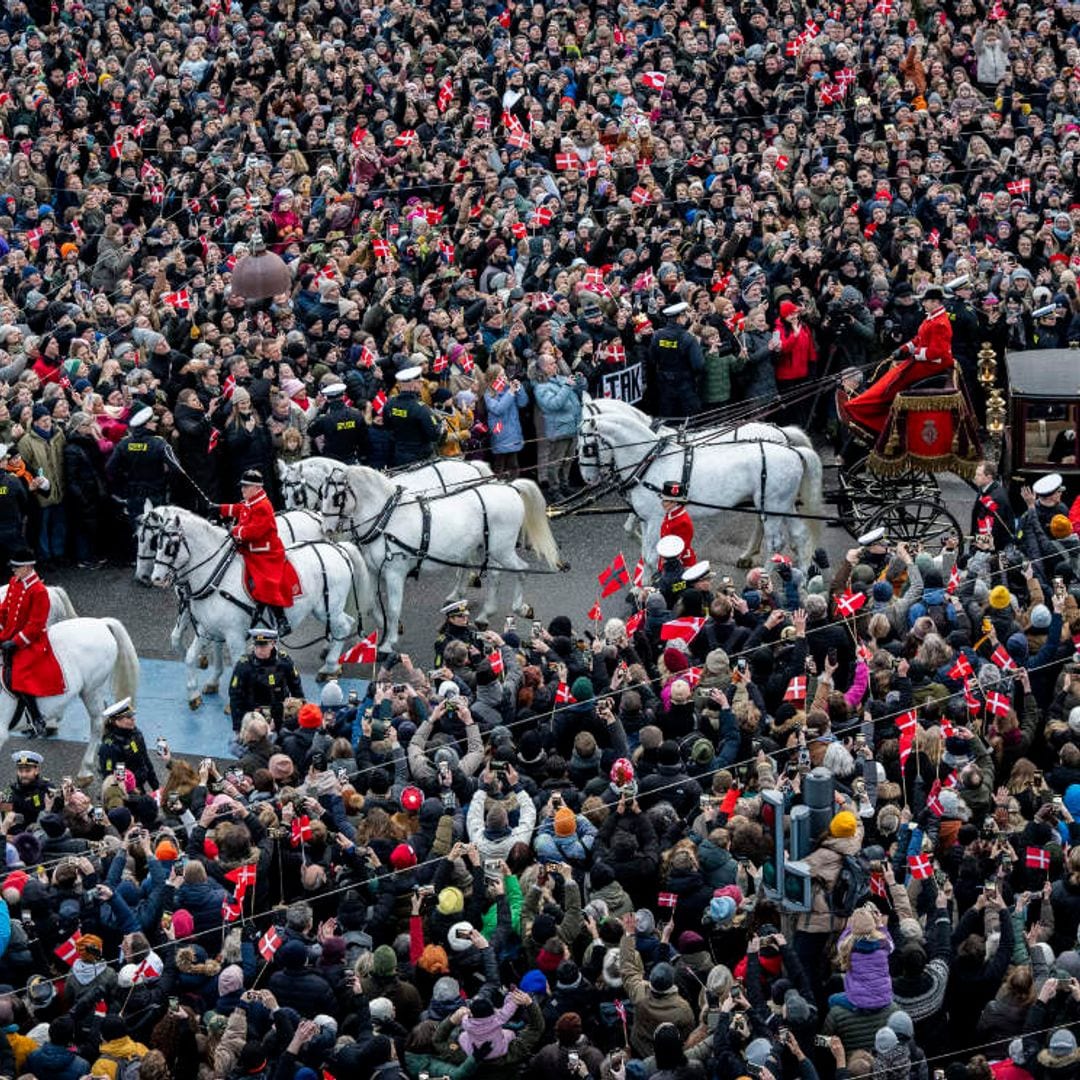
[988,585,1011,609]
[437,886,464,916]
[1051,514,1073,540]
[830,811,857,839]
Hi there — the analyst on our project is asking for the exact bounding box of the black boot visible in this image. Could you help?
[23,696,46,738]
[272,606,292,637]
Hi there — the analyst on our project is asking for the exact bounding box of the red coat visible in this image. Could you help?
[774,321,817,382]
[659,505,696,567]
[841,306,954,437]
[219,492,300,608]
[0,572,65,697]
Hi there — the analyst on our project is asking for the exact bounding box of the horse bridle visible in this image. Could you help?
[322,471,354,522]
[152,521,191,578]
[282,469,323,510]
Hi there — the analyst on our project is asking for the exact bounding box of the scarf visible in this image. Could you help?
[71,957,107,984]
[31,422,55,442]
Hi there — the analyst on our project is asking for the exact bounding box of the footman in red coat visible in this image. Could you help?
[0,548,64,733]
[218,469,299,637]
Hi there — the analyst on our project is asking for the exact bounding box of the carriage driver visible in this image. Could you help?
[217,469,300,638]
[0,548,64,736]
[658,481,697,567]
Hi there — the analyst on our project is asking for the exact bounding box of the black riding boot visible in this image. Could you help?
[23,696,46,738]
[271,606,292,637]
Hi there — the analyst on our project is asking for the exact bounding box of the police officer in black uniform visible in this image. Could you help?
[308,383,369,464]
[228,627,303,729]
[7,749,53,825]
[0,446,29,578]
[433,599,480,668]
[656,535,688,609]
[674,561,714,617]
[105,406,174,534]
[649,301,705,420]
[96,697,159,793]
[384,366,442,466]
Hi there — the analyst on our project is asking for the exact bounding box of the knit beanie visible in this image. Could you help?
[570,676,594,701]
[297,703,323,729]
[389,843,417,870]
[830,811,857,838]
[554,807,577,837]
[372,945,397,977]
[1051,514,1073,539]
[662,647,689,673]
[989,585,1011,609]
[438,886,464,915]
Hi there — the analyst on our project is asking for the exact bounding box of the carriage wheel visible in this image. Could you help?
[862,497,962,549]
[836,456,939,530]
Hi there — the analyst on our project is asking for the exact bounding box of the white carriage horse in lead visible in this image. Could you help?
[318,465,562,652]
[578,410,824,568]
[135,505,326,707]
[141,506,374,704]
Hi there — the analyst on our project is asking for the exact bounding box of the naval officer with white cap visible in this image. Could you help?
[648,299,705,419]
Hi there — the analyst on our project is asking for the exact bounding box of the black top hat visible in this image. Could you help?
[661,480,688,502]
[240,469,264,486]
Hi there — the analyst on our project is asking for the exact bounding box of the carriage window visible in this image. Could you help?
[1023,403,1079,467]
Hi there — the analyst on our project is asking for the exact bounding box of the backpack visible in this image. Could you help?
[100,1053,143,1080]
[828,852,872,918]
[924,600,955,637]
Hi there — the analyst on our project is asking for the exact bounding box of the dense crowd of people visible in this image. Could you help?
[4,0,1080,1075]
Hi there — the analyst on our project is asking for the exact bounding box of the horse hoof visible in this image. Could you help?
[197,655,209,670]
[468,574,482,588]
[75,774,94,788]
[45,722,59,736]
[202,682,219,696]
[557,560,571,572]
[736,556,753,568]
[189,696,202,710]
[518,604,534,619]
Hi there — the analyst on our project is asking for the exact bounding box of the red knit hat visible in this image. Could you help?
[662,647,689,674]
[298,703,323,729]
[400,786,424,812]
[1,870,28,896]
[779,299,800,319]
[390,843,417,870]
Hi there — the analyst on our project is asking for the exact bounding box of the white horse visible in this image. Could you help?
[0,616,138,777]
[135,506,326,706]
[319,466,561,651]
[578,410,823,567]
[144,506,373,704]
[0,585,77,627]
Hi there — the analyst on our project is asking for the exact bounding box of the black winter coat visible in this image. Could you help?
[62,431,108,522]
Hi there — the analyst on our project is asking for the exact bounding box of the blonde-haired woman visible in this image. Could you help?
[483,362,527,476]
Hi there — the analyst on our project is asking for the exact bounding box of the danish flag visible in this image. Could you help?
[660,617,706,643]
[438,239,455,264]
[133,954,162,982]
[684,667,703,688]
[358,345,377,369]
[633,269,655,292]
[965,679,981,713]
[208,429,220,452]
[456,352,475,374]
[425,207,444,226]
[784,676,807,702]
[371,391,388,415]
[630,186,651,205]
[290,815,313,846]
[340,630,378,664]
[926,779,945,816]
[927,229,941,248]
[221,896,242,923]
[641,71,668,90]
[554,682,575,705]
[531,205,554,227]
[990,645,1017,672]
[985,690,1011,717]
[598,552,631,597]
[555,152,578,171]
[948,653,973,680]
[432,355,448,374]
[602,340,626,366]
[510,222,527,240]
[614,999,627,1022]
[626,610,645,636]
[161,290,191,310]
[224,863,257,898]
[907,854,933,880]
[372,238,391,259]
[488,650,504,676]
[1026,846,1051,870]
[632,557,646,587]
[437,76,454,112]
[532,293,556,313]
[222,374,236,400]
[394,130,418,148]
[869,871,887,898]
[725,312,746,334]
[258,926,283,961]
[946,564,960,594]
[775,155,789,172]
[835,589,867,618]
[1007,178,1031,195]
[490,373,508,395]
[587,601,603,622]
[897,709,917,768]
[657,891,678,908]
[109,132,125,159]
[54,933,82,966]
[66,71,80,89]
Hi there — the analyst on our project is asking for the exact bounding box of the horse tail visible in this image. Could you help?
[792,445,824,550]
[511,479,562,569]
[103,617,140,705]
[50,586,77,620]
[780,425,814,450]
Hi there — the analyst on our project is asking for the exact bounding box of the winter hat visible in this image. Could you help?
[555,807,577,837]
[610,758,635,786]
[888,1011,914,1039]
[433,976,461,1002]
[678,931,706,953]
[76,935,103,960]
[448,921,474,951]
[1,870,28,896]
[784,989,813,1023]
[704,648,729,674]
[438,887,464,915]
[745,1039,773,1067]
[218,964,244,996]
[708,896,736,924]
[155,839,179,861]
[389,843,417,869]
[470,997,495,1019]
[107,807,132,834]
[875,1027,899,1053]
[400,786,424,812]
[989,585,1011,609]
[268,754,294,781]
[691,738,714,765]
[279,939,307,969]
[370,997,395,1023]
[297,703,323,729]
[872,581,893,602]
[1051,515,1074,539]
[372,945,397,977]
[519,969,548,993]
[570,676,594,701]
[171,910,194,938]
[649,962,676,994]
[1030,604,1052,630]
[418,945,449,975]
[518,730,544,765]
[635,908,656,934]
[1049,1029,1078,1056]
[556,961,582,990]
[662,647,689,673]
[830,811,857,838]
[1006,632,1030,664]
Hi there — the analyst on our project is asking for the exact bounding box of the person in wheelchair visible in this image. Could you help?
[838,285,954,441]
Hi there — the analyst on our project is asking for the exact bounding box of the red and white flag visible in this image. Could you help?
[134,954,163,982]
[1026,846,1051,870]
[684,666,703,688]
[990,645,1017,672]
[221,896,242,923]
[927,229,941,248]
[358,345,378,369]
[225,863,257,898]
[869,871,887,898]
[161,289,191,310]
[372,238,391,259]
[208,429,220,453]
[926,779,945,817]
[660,617,706,643]
[948,653,973,680]
[835,589,867,618]
[630,186,650,205]
[393,129,418,148]
[258,926,283,962]
[587,601,603,622]
[554,682,575,705]
[907,854,933,880]
[340,630,378,665]
[371,391,388,416]
[290,815,313,846]
[602,339,627,366]
[1007,178,1031,195]
[946,564,960,594]
[109,131,125,159]
[632,557,646,587]
[657,891,678,908]
[625,610,645,636]
[555,152,578,171]
[54,933,82,966]
[437,76,454,112]
[490,373,508,394]
[775,154,789,171]
[598,553,630,597]
[784,677,807,702]
[985,690,1011,717]
[640,71,667,90]
[488,650,505,676]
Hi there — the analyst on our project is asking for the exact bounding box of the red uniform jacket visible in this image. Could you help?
[219,491,300,608]
[0,572,64,697]
[659,505,696,567]
[841,306,954,437]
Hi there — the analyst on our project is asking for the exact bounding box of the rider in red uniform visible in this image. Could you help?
[218,469,299,637]
[658,480,696,567]
[0,548,64,733]
[838,284,954,440]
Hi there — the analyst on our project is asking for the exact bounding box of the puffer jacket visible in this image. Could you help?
[697,838,739,888]
[534,816,597,865]
[175,878,228,935]
[533,376,583,440]
[24,1041,90,1080]
[797,821,865,934]
[840,931,895,1008]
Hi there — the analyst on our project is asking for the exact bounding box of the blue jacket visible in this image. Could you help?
[24,1043,90,1080]
[533,377,583,439]
[175,878,228,934]
[484,384,528,453]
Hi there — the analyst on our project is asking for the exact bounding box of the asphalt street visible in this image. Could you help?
[0,460,975,788]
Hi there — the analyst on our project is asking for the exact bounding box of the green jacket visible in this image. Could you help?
[17,429,65,506]
[482,874,523,937]
[701,348,745,405]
